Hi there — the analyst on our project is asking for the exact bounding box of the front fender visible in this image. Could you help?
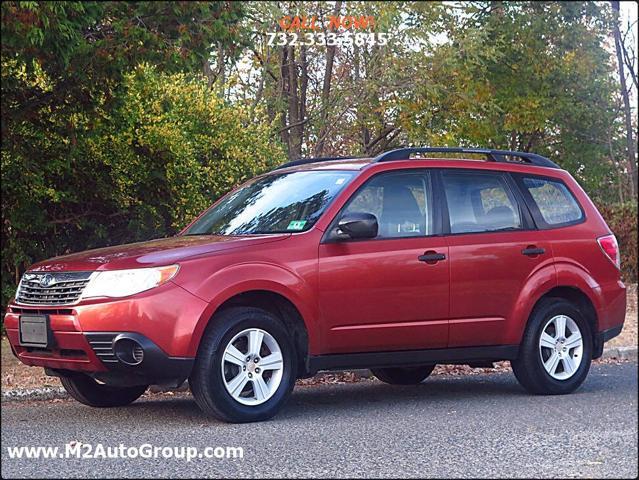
[184,262,318,357]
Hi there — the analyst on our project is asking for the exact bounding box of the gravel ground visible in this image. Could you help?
[1,362,637,479]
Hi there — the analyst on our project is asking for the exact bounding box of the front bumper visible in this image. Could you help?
[84,331,194,385]
[4,280,208,383]
[5,328,194,386]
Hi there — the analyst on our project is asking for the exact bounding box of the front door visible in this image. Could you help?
[318,170,449,354]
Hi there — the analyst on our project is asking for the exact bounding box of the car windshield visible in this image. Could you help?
[184,170,355,235]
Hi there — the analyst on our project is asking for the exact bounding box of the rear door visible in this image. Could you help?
[441,169,553,347]
[318,170,450,354]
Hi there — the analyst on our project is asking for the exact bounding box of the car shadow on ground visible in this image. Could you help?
[9,368,611,428]
[108,373,529,425]
[280,374,527,418]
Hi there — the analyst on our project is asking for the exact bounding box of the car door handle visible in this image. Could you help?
[521,247,545,256]
[418,252,446,263]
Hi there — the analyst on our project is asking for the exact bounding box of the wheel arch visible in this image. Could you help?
[533,286,597,334]
[512,260,603,347]
[186,263,318,376]
[212,290,311,377]
[188,262,319,356]
[524,285,599,357]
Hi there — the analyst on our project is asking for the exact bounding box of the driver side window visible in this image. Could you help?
[342,172,433,238]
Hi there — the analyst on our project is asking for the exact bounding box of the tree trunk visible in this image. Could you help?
[203,58,215,89]
[314,0,343,157]
[217,44,226,95]
[299,45,308,143]
[608,125,625,203]
[612,0,638,198]
[286,46,302,160]
[278,47,290,150]
[354,44,371,151]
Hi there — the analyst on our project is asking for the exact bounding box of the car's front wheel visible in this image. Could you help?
[60,374,147,407]
[512,298,592,395]
[371,365,436,385]
[189,307,297,423]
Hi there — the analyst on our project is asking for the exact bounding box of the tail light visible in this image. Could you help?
[597,234,620,269]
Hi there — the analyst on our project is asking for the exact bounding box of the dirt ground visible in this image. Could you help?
[2,284,637,392]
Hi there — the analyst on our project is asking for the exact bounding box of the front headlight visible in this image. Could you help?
[82,265,179,299]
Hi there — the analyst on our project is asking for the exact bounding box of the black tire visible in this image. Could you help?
[512,298,592,395]
[371,365,436,385]
[189,307,297,423]
[60,374,147,407]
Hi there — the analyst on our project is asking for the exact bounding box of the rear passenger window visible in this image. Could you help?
[442,171,523,234]
[521,177,583,226]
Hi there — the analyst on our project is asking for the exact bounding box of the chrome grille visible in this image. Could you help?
[16,272,93,306]
[86,333,118,364]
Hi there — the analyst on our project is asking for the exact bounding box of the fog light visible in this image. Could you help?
[113,338,144,366]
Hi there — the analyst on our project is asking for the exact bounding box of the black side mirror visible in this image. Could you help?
[336,212,378,239]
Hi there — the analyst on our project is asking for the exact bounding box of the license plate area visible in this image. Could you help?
[19,315,52,348]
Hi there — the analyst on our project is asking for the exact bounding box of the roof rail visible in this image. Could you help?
[373,147,560,169]
[273,155,364,170]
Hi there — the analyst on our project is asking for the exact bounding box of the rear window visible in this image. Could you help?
[520,177,583,227]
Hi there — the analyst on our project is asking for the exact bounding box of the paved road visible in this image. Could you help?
[2,362,637,479]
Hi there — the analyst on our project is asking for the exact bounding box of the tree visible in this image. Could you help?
[402,2,623,197]
[0,2,280,308]
[314,0,343,157]
[233,1,444,159]
[611,0,638,197]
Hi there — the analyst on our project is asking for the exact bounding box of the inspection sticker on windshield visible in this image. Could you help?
[287,220,307,230]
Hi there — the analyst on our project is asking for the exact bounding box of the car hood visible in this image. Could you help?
[28,234,290,272]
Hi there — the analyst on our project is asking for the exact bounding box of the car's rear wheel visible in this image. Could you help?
[60,374,147,407]
[371,365,435,385]
[189,307,297,423]
[512,298,592,395]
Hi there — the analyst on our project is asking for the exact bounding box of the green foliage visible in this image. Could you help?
[1,0,283,310]
[597,202,638,283]
[88,65,284,235]
[1,64,284,308]
[1,1,245,77]
[402,2,621,200]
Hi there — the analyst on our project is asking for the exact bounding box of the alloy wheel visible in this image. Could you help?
[221,328,284,406]
[538,315,583,380]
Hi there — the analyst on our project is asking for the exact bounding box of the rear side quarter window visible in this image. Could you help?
[515,175,584,229]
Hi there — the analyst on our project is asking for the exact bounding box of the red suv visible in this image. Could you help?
[5,147,626,422]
